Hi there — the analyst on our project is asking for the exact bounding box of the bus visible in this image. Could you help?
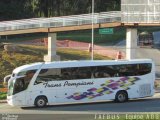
[7,59,155,107]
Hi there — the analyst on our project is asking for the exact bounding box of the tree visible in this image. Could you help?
[0,0,34,21]
[0,0,121,20]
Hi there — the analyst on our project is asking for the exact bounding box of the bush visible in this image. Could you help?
[0,92,7,100]
[0,45,44,81]
[155,81,160,88]
[0,45,110,82]
[0,84,4,88]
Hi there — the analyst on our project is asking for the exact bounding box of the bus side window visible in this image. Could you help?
[93,66,111,78]
[61,72,71,80]
[71,68,80,79]
[61,68,72,80]
[77,67,91,79]
[138,63,152,75]
[35,68,62,84]
[94,71,110,78]
[94,67,100,78]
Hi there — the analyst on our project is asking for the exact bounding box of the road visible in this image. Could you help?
[110,31,160,78]
[0,96,160,119]
[0,97,160,113]
[106,46,160,77]
[136,48,160,77]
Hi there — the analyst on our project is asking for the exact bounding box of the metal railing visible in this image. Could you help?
[0,11,121,32]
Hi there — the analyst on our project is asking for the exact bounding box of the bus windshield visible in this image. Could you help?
[8,77,28,96]
[8,79,14,96]
[8,70,37,96]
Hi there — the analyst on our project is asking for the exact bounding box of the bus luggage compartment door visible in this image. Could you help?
[139,84,151,97]
[55,89,75,103]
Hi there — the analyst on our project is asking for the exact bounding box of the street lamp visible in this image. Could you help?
[91,0,94,60]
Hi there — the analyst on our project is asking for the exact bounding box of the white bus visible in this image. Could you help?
[7,59,155,107]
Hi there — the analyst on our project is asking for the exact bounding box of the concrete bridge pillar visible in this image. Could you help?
[126,28,138,60]
[44,33,60,62]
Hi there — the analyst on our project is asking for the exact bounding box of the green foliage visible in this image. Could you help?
[0,92,7,100]
[58,48,110,60]
[0,0,34,20]
[138,27,160,33]
[0,0,120,20]
[0,45,44,81]
[0,28,126,45]
[0,45,110,81]
[0,84,4,88]
[58,28,126,44]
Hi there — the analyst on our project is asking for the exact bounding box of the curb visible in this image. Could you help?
[153,93,160,98]
[0,92,160,104]
[0,100,7,103]
[1,87,160,104]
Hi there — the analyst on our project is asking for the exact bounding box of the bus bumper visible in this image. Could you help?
[7,96,20,106]
[7,96,29,107]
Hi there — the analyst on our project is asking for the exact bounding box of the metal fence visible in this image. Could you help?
[0,11,121,32]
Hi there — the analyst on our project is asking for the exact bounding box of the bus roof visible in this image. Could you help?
[13,62,43,74]
[12,59,153,73]
[42,59,153,69]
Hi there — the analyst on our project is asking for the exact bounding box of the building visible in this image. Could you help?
[121,0,160,23]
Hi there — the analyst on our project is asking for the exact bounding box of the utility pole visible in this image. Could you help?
[91,0,94,60]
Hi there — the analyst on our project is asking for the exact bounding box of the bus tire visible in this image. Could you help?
[35,96,47,107]
[115,91,128,103]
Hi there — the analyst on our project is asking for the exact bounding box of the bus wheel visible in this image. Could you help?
[115,91,128,103]
[35,96,47,107]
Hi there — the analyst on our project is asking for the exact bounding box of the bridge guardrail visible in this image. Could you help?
[0,11,121,32]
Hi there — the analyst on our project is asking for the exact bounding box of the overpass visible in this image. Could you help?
[0,11,121,36]
[1,11,160,36]
[0,11,160,61]
[0,11,123,62]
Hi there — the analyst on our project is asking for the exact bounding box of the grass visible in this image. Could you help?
[0,33,46,43]
[57,28,126,45]
[0,44,110,81]
[0,82,7,100]
[0,28,126,45]
[0,44,110,100]
[0,92,7,100]
[58,48,110,60]
[0,84,4,88]
[1,27,160,46]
